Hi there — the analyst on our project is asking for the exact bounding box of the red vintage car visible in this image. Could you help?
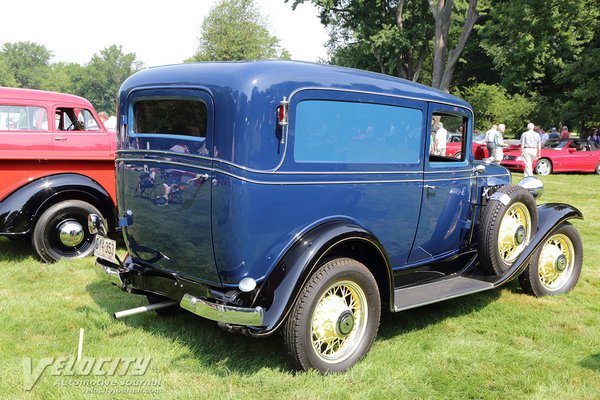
[0,87,118,262]
[501,139,600,175]
[446,132,489,159]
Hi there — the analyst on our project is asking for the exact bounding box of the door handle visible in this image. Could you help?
[422,184,436,197]
[54,137,67,141]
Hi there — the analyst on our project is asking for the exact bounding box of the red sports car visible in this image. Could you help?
[501,139,600,175]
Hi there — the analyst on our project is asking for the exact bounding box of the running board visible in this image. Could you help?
[393,276,494,312]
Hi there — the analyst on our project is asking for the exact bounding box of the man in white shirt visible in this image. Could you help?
[520,123,541,177]
[433,122,447,156]
[493,124,506,163]
[485,124,499,157]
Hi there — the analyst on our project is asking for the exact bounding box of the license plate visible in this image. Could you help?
[94,236,117,264]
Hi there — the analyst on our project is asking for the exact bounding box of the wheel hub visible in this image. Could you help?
[336,310,355,337]
[58,220,85,247]
[555,254,567,272]
[514,225,526,245]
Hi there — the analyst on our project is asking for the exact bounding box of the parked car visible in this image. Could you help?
[0,87,118,262]
[91,61,583,373]
[445,134,489,159]
[501,139,600,175]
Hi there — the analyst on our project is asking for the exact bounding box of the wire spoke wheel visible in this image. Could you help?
[519,222,583,297]
[497,203,532,264]
[283,258,380,373]
[311,280,368,364]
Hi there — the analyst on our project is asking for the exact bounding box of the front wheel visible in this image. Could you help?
[478,185,538,275]
[283,258,380,373]
[32,200,102,262]
[535,159,552,175]
[519,222,582,297]
[595,161,600,175]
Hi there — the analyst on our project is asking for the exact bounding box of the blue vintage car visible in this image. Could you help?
[91,61,583,373]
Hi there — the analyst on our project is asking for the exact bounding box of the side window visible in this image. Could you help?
[0,105,48,131]
[81,109,100,131]
[133,99,207,138]
[55,107,100,131]
[294,100,422,164]
[430,112,468,162]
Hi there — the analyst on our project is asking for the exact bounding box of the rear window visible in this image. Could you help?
[0,105,48,131]
[133,99,207,138]
[294,100,422,164]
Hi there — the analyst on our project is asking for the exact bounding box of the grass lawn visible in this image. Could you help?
[1,172,599,399]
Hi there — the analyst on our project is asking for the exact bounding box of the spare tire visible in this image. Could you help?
[478,185,538,275]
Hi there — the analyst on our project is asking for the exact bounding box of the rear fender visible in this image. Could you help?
[0,173,117,235]
[248,219,393,336]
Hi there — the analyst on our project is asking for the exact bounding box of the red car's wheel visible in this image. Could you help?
[535,159,552,175]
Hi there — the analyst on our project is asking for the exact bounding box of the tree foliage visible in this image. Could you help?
[188,0,290,62]
[0,42,142,114]
[459,83,535,136]
[288,0,484,91]
[1,41,53,88]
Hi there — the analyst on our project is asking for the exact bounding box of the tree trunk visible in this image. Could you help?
[429,0,479,92]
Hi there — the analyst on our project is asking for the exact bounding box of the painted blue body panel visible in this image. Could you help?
[114,61,509,292]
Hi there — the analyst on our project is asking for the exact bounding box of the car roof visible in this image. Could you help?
[120,60,472,110]
[0,87,93,106]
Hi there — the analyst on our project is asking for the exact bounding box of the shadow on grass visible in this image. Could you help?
[580,353,600,371]
[85,281,290,376]
[87,277,505,375]
[378,288,501,340]
[0,237,36,262]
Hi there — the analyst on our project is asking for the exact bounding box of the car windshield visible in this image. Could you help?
[473,133,485,143]
[543,140,568,150]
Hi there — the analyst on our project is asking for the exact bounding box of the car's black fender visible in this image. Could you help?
[247,219,393,336]
[491,203,583,286]
[0,173,117,235]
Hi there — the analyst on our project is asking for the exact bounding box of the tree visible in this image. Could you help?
[289,0,483,91]
[429,0,480,91]
[0,56,18,87]
[0,41,53,88]
[78,45,143,113]
[188,0,290,62]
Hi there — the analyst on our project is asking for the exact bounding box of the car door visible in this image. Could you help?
[407,104,473,266]
[52,105,113,159]
[117,88,219,284]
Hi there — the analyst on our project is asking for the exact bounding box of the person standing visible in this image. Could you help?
[433,122,447,156]
[485,124,498,158]
[561,126,570,139]
[521,123,541,177]
[493,124,506,163]
[549,127,560,140]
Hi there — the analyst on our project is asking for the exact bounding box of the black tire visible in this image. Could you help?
[535,159,552,175]
[32,200,101,263]
[478,185,538,275]
[454,151,462,159]
[519,222,582,297]
[595,161,600,175]
[146,294,181,317]
[283,258,380,373]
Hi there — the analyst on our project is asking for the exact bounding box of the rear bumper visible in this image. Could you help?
[500,160,525,172]
[94,256,263,327]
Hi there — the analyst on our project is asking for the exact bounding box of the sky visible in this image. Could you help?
[0,0,330,67]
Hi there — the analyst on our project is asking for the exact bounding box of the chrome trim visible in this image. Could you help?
[489,192,511,206]
[180,293,263,326]
[517,176,544,199]
[95,260,123,287]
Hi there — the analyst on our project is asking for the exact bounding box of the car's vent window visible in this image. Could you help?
[0,105,48,131]
[133,99,207,138]
[294,100,422,164]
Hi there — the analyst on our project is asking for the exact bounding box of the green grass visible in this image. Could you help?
[1,172,600,399]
